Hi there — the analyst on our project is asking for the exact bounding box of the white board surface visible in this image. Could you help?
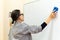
[24,0,60,40]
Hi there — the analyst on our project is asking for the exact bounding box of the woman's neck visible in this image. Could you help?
[17,20,23,23]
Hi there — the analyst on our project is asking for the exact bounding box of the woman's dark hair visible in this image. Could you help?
[11,9,20,24]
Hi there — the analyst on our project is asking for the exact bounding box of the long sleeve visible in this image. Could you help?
[28,25,42,34]
[41,22,47,30]
[9,22,47,40]
[27,22,47,34]
[12,22,47,35]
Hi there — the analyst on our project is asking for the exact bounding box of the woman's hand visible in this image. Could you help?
[45,12,57,24]
[49,12,56,19]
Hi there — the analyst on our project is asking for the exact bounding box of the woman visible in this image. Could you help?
[9,9,56,40]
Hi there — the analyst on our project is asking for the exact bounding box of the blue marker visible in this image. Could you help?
[53,7,58,13]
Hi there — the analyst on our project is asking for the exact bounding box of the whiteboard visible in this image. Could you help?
[23,0,60,40]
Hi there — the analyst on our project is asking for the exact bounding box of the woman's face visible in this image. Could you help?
[19,15,24,21]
